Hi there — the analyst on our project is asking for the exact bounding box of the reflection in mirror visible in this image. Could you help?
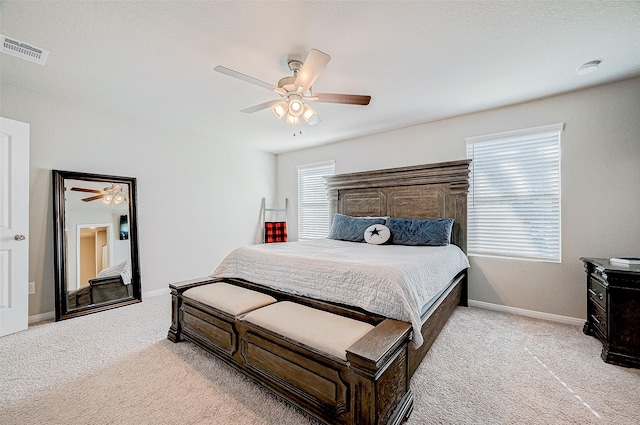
[53,170,141,321]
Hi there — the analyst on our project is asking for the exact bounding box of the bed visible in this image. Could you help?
[67,260,133,308]
[168,159,471,425]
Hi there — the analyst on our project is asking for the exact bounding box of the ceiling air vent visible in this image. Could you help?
[1,34,49,65]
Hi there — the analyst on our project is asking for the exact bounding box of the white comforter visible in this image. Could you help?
[212,239,469,347]
[97,259,132,285]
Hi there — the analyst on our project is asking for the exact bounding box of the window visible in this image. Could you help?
[297,160,335,240]
[466,123,563,262]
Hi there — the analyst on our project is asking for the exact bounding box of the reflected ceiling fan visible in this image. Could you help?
[70,184,128,205]
[214,49,371,126]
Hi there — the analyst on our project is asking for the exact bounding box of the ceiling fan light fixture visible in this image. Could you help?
[288,95,304,117]
[215,48,371,127]
[272,100,288,119]
[301,104,316,122]
[113,194,125,204]
[103,194,114,204]
[308,115,321,126]
[286,114,300,125]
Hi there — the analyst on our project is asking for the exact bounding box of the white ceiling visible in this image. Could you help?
[2,1,639,154]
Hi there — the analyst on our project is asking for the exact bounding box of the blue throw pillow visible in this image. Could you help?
[386,218,454,246]
[328,214,386,242]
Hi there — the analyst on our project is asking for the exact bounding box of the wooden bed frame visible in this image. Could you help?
[67,275,132,309]
[168,159,471,425]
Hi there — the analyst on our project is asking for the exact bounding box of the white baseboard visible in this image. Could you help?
[28,311,55,324]
[29,292,580,326]
[28,288,171,325]
[143,287,170,298]
[468,299,585,326]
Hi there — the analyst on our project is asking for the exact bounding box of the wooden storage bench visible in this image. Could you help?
[168,277,414,425]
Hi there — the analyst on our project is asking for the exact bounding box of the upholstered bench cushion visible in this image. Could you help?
[183,282,276,316]
[243,301,375,360]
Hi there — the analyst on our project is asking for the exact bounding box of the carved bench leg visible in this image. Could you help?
[351,358,414,425]
[167,289,182,342]
[347,319,413,425]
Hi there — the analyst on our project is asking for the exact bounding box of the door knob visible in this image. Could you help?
[14,234,26,241]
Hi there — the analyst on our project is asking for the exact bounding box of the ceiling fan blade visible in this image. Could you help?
[214,66,279,93]
[81,194,105,202]
[312,93,371,105]
[294,49,331,93]
[241,99,282,114]
[71,187,102,194]
[307,115,321,126]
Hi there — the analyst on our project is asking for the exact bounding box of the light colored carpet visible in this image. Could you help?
[1,294,638,425]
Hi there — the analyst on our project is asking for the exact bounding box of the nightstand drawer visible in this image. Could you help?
[588,276,607,311]
[589,300,607,338]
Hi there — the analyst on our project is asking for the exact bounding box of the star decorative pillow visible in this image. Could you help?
[364,224,391,245]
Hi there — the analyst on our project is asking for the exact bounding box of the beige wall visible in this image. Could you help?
[6,76,638,320]
[1,83,277,317]
[277,77,640,320]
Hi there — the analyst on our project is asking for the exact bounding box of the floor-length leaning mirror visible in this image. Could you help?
[52,170,141,320]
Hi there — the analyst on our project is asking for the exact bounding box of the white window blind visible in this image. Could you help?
[466,123,563,262]
[297,161,335,240]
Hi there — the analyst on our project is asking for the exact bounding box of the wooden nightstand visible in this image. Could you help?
[581,257,640,368]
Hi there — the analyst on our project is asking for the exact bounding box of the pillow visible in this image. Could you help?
[386,218,454,246]
[328,213,386,242]
[364,224,391,245]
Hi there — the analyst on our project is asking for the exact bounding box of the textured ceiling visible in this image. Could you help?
[2,1,639,154]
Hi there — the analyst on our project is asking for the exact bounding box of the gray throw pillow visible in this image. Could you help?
[386,218,453,246]
[328,213,386,242]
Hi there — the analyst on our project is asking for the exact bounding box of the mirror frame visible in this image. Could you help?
[52,170,142,321]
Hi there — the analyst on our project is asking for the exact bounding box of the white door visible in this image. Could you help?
[0,117,30,336]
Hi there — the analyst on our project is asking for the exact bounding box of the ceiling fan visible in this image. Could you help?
[70,184,128,205]
[214,49,371,126]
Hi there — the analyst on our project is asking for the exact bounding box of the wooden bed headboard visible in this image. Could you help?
[325,159,471,253]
